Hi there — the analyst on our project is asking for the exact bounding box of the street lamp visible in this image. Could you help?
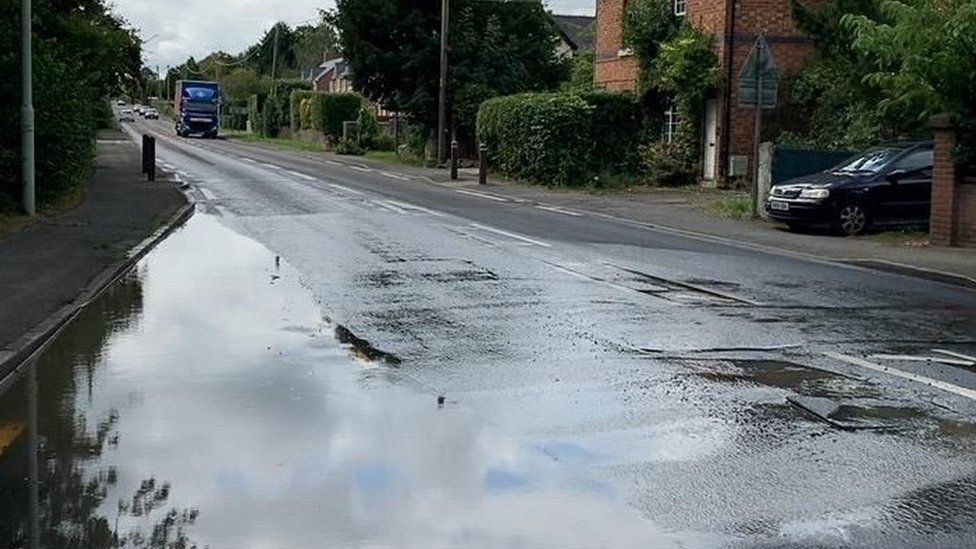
[22,0,35,216]
[437,0,449,165]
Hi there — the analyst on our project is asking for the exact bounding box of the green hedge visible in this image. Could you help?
[477,92,642,186]
[221,98,248,131]
[290,90,316,132]
[312,93,363,138]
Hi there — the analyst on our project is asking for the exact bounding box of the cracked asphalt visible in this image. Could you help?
[1,117,975,548]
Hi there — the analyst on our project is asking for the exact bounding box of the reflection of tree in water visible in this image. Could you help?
[0,272,203,548]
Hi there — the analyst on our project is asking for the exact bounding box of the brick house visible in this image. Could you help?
[595,0,821,182]
[312,57,393,121]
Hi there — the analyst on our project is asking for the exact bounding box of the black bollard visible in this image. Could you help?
[146,136,156,181]
[450,138,459,180]
[478,142,488,186]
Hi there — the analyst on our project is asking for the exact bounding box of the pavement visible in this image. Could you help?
[0,129,187,376]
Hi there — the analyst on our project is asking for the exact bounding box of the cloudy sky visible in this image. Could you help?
[112,0,596,72]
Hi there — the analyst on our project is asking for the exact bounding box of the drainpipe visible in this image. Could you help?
[721,0,737,182]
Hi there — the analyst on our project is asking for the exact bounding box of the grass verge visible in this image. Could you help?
[227,132,326,153]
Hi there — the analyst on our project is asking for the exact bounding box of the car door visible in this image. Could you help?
[878,148,934,225]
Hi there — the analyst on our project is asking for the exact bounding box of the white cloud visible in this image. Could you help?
[110,0,595,73]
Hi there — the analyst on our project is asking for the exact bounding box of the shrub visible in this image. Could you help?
[221,98,248,131]
[477,92,642,186]
[300,97,315,130]
[248,94,267,135]
[639,139,697,186]
[356,106,380,148]
[290,89,316,132]
[336,138,365,156]
[371,133,396,152]
[312,93,363,138]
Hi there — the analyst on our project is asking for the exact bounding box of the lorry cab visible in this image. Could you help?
[175,80,221,138]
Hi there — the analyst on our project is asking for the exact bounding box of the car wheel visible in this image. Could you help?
[834,202,870,236]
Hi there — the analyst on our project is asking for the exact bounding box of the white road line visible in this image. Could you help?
[933,349,976,363]
[350,166,373,172]
[384,199,445,217]
[870,354,974,367]
[470,223,551,248]
[286,170,318,181]
[535,204,582,217]
[325,160,342,166]
[456,189,510,202]
[198,188,217,201]
[240,157,256,163]
[328,183,364,196]
[825,352,976,402]
[261,162,281,170]
[380,171,410,181]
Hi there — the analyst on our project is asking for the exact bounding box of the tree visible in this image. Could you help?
[622,0,681,93]
[294,13,339,76]
[560,52,595,94]
[329,0,567,146]
[244,22,298,77]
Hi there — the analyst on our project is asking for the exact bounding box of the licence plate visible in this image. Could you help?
[770,200,790,211]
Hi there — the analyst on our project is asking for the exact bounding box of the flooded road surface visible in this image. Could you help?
[0,216,674,548]
[6,117,976,547]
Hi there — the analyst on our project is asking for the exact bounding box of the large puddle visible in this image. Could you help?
[0,215,673,548]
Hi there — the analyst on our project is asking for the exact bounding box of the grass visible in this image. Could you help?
[364,150,430,168]
[228,132,326,153]
[702,196,754,219]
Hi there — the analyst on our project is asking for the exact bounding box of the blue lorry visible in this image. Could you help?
[174,80,221,138]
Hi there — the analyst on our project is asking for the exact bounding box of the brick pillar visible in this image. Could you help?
[930,115,959,246]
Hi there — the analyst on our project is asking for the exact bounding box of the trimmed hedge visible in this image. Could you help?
[290,89,316,131]
[311,93,362,138]
[477,92,642,186]
[248,94,267,135]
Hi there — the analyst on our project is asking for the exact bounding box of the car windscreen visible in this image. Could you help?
[832,147,904,174]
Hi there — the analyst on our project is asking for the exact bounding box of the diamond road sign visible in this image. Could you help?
[738,35,779,109]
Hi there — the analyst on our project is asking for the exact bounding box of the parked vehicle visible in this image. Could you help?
[174,80,221,138]
[134,105,145,115]
[766,141,934,235]
[144,108,159,120]
[119,109,135,122]
[116,99,126,106]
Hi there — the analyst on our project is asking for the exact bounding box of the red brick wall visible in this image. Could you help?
[595,0,639,91]
[931,120,976,247]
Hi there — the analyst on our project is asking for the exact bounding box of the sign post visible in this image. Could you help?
[738,35,779,218]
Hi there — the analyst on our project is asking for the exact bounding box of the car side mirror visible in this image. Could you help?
[886,169,907,183]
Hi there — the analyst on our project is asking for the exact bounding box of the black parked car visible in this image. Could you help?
[766,142,933,235]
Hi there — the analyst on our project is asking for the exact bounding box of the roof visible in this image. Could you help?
[313,57,351,84]
[551,15,596,53]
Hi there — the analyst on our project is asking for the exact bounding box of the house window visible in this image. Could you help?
[664,104,680,144]
[673,0,687,16]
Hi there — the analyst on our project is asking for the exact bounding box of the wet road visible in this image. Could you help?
[2,117,976,547]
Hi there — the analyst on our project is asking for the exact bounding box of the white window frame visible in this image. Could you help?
[673,0,687,16]
[664,104,680,144]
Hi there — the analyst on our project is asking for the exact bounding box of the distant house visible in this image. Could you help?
[311,57,392,121]
[313,57,353,94]
[552,15,596,59]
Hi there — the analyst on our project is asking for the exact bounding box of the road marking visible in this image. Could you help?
[328,183,364,196]
[535,204,582,217]
[286,170,318,181]
[470,223,551,248]
[240,157,256,163]
[933,349,976,363]
[456,189,510,202]
[261,162,281,170]
[870,354,975,367]
[380,171,410,181]
[384,199,445,217]
[198,188,217,201]
[375,200,409,214]
[350,165,372,172]
[325,160,342,166]
[825,352,976,402]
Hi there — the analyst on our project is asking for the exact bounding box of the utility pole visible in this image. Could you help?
[270,24,281,97]
[21,0,35,216]
[437,0,449,165]
[156,64,161,98]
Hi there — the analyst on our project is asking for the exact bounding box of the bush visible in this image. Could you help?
[639,139,697,186]
[248,94,267,135]
[290,89,316,132]
[335,138,365,156]
[371,133,396,152]
[312,93,363,138]
[477,92,642,186]
[300,97,315,130]
[356,107,380,148]
[221,98,248,131]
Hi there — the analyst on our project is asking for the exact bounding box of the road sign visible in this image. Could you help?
[738,35,779,109]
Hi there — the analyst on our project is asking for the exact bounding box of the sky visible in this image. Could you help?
[112,0,596,72]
